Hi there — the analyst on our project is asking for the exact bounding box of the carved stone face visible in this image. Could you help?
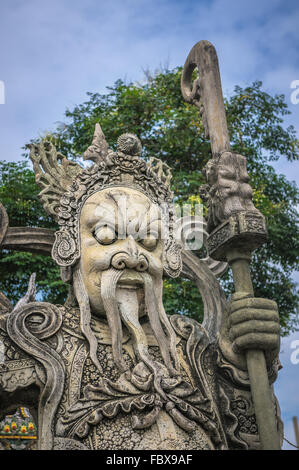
[78,186,179,377]
[79,187,164,317]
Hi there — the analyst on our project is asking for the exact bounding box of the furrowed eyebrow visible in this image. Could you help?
[85,208,117,230]
[135,218,161,239]
[90,215,119,235]
[105,192,121,205]
[83,193,162,236]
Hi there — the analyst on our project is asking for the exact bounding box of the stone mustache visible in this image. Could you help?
[0,70,282,451]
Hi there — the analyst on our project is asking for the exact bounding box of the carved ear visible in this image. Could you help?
[52,229,80,267]
[163,240,182,278]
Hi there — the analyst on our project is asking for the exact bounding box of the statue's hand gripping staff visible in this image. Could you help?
[181,40,280,450]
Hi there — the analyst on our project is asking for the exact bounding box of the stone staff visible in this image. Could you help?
[181,40,280,450]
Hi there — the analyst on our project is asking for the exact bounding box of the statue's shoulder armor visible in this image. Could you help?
[60,304,82,338]
[0,294,29,363]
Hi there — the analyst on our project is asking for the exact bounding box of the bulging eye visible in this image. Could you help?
[94,225,116,245]
[139,235,158,251]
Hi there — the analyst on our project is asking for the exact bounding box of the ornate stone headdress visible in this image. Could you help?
[29,124,182,277]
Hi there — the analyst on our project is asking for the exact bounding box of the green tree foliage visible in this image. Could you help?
[0,69,298,334]
[0,161,67,304]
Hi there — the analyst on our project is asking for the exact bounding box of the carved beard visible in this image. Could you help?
[73,266,180,390]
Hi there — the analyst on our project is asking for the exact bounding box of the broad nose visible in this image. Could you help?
[111,253,148,271]
[111,236,148,271]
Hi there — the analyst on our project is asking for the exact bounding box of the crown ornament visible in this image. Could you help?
[30,124,182,277]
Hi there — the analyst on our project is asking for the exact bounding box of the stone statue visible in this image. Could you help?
[0,42,283,451]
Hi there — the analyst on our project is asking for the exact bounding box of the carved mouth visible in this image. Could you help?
[118,270,144,289]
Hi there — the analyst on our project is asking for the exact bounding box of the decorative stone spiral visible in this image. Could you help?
[52,229,79,266]
[6,302,65,450]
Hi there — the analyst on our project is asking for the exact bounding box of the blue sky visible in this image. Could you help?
[0,0,298,450]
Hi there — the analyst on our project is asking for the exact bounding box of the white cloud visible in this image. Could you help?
[0,0,298,161]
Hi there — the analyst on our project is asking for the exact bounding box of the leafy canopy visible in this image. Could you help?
[0,69,298,334]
